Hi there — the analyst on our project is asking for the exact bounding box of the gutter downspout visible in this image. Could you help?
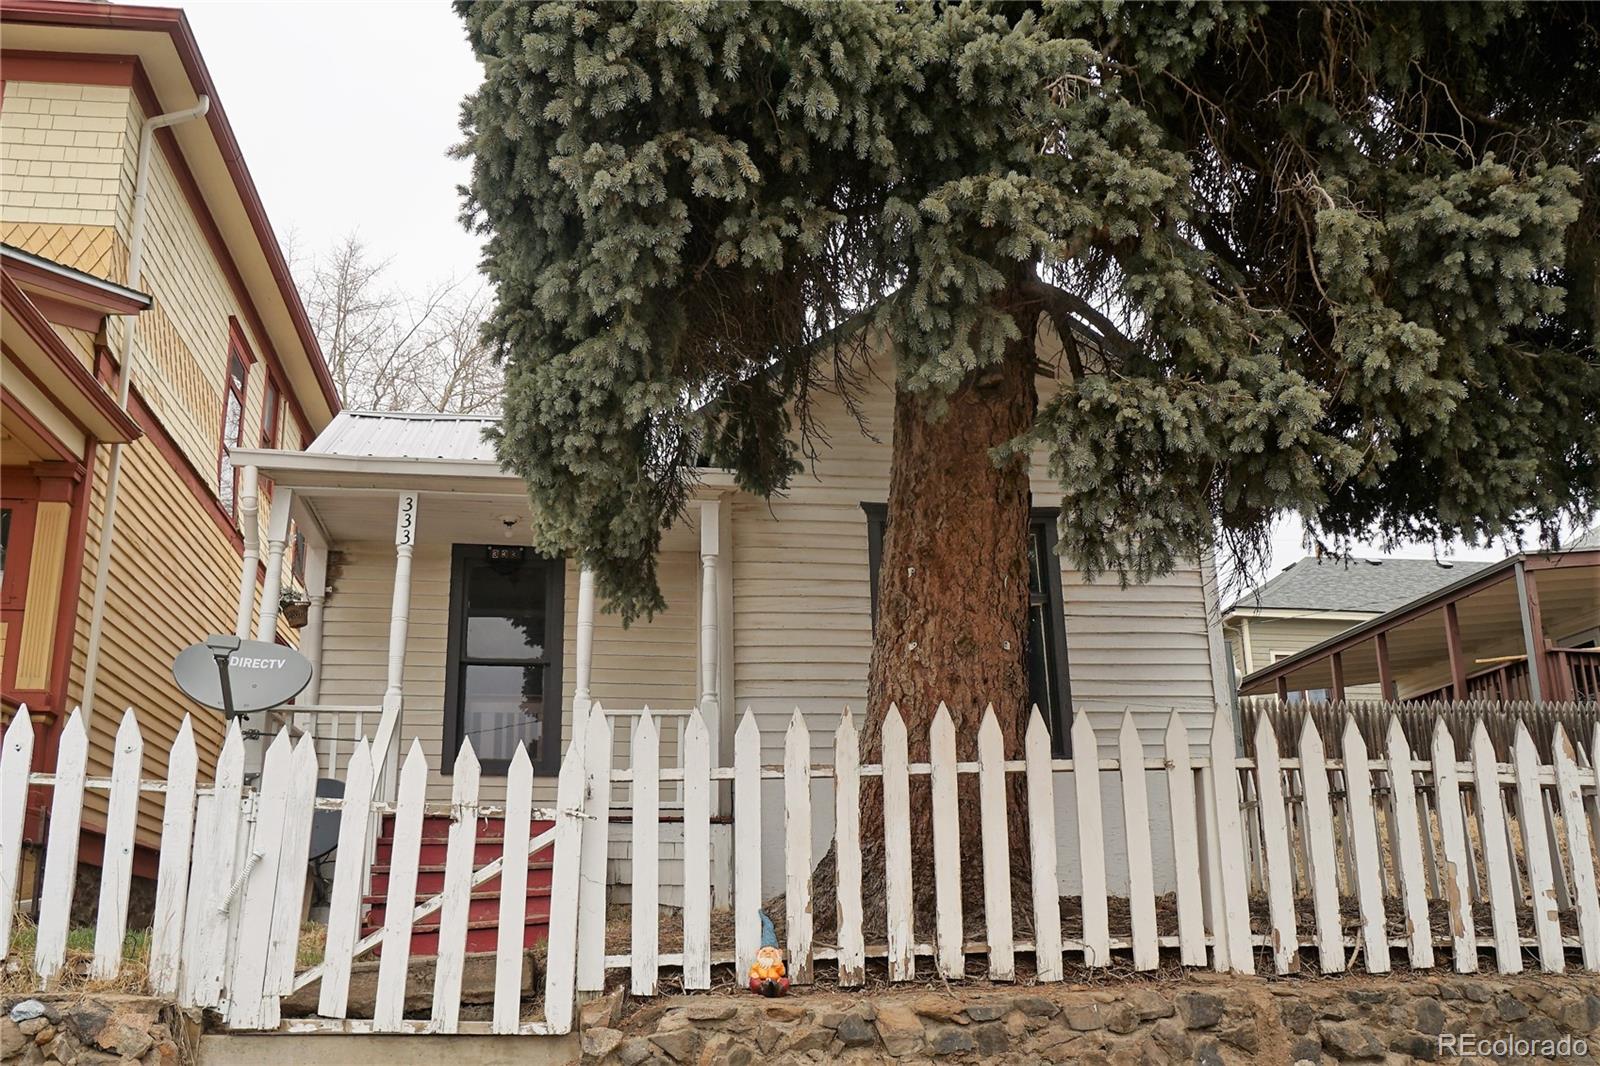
[79,95,211,727]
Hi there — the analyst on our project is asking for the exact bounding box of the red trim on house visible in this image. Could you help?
[23,292,103,332]
[0,50,135,87]
[45,445,94,737]
[0,2,341,420]
[216,326,251,520]
[0,274,143,441]
[1,246,151,317]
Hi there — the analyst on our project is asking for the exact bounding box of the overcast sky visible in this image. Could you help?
[178,1,1546,589]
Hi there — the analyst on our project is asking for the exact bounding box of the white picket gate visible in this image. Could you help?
[4,698,1600,1040]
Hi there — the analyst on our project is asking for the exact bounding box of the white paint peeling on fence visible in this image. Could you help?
[1071,711,1108,967]
[1118,711,1157,972]
[833,709,865,987]
[0,707,34,960]
[881,705,915,982]
[431,739,481,1031]
[978,707,1015,981]
[9,699,1600,1036]
[35,708,87,984]
[92,709,143,980]
[1025,707,1063,982]
[1385,716,1433,970]
[681,709,713,991]
[1164,713,1207,968]
[1472,721,1522,975]
[630,709,661,997]
[1252,712,1297,973]
[929,703,962,979]
[1340,716,1389,974]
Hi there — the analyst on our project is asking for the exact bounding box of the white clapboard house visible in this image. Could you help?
[224,345,1236,953]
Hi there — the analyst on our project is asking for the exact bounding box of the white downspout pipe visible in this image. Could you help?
[79,94,211,726]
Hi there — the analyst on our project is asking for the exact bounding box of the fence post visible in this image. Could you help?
[1209,708,1254,973]
[833,709,865,987]
[733,710,762,979]
[631,709,661,997]
[1071,713,1108,967]
[543,736,588,1033]
[0,706,36,962]
[1025,707,1063,981]
[320,739,375,1019]
[1164,714,1207,968]
[784,710,814,985]
[35,709,88,985]
[1384,716,1434,969]
[372,740,429,1031]
[1341,716,1390,974]
[1511,722,1563,971]
[681,708,713,991]
[930,704,963,978]
[1431,718,1478,972]
[1471,720,1522,975]
[881,706,915,982]
[1118,711,1157,971]
[574,705,613,997]
[1552,724,1600,970]
[978,707,1016,980]
[432,740,482,1032]
[1252,712,1298,974]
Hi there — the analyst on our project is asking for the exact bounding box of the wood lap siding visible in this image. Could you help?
[732,354,1225,766]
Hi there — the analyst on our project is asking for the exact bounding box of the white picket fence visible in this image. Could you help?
[3,698,1600,1039]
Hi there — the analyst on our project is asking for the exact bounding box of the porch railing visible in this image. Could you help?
[1409,647,1600,704]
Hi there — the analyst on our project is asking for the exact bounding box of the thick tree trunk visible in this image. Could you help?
[810,291,1038,946]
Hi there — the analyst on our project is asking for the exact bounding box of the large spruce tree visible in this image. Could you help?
[457,2,1599,928]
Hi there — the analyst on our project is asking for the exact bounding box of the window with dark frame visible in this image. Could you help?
[217,348,249,518]
[863,502,1074,755]
[442,545,565,775]
[291,529,306,587]
[260,378,281,448]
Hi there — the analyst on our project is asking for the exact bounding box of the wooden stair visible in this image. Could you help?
[361,812,555,955]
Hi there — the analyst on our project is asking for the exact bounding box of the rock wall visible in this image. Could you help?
[579,972,1600,1065]
[3,995,199,1066]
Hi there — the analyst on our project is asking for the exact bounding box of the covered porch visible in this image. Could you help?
[1238,547,1600,705]
[227,413,739,813]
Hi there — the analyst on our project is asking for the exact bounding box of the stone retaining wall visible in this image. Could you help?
[3,995,200,1066]
[579,973,1600,1065]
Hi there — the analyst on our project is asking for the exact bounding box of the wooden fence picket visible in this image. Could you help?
[1472,721,1522,974]
[1163,714,1206,967]
[1432,718,1478,971]
[0,707,35,965]
[186,720,244,1008]
[493,744,534,1033]
[1252,712,1297,973]
[1025,707,1063,981]
[91,710,144,979]
[1511,722,1563,971]
[226,729,292,1029]
[1341,716,1390,974]
[1385,716,1433,969]
[733,710,762,978]
[35,709,87,984]
[631,709,661,996]
[574,705,613,995]
[978,707,1015,980]
[319,738,374,1019]
[929,704,963,978]
[432,739,482,1031]
[373,740,429,1031]
[881,706,915,982]
[1552,724,1600,970]
[1118,712,1157,971]
[1071,712,1108,967]
[1297,715,1344,973]
[149,716,198,997]
[681,709,713,991]
[1209,710,1254,972]
[544,733,589,1032]
[833,710,866,987]
[784,710,814,984]
[267,736,319,1014]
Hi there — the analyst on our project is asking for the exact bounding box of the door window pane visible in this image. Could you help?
[461,663,545,763]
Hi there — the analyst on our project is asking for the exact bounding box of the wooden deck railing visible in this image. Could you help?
[1410,647,1600,704]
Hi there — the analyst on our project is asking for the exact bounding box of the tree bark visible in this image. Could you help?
[809,289,1038,945]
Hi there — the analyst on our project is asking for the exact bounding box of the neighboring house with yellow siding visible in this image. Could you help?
[0,2,339,878]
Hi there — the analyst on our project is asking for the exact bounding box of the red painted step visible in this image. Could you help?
[360,814,557,957]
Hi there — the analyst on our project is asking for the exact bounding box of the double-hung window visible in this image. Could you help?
[864,503,1074,754]
[442,545,565,775]
[217,348,249,517]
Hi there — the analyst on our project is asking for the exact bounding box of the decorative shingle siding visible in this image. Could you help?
[0,82,129,228]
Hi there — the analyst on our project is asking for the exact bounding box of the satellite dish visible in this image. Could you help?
[173,635,312,716]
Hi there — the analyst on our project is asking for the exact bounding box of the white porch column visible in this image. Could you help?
[254,487,294,641]
[301,543,329,704]
[572,566,597,718]
[697,499,722,750]
[232,465,261,639]
[369,491,419,800]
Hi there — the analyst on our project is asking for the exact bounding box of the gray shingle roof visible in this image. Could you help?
[1226,556,1495,616]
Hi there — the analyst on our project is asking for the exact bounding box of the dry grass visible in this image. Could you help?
[2,914,152,995]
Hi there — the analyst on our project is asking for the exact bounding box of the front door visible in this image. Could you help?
[441,544,565,776]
